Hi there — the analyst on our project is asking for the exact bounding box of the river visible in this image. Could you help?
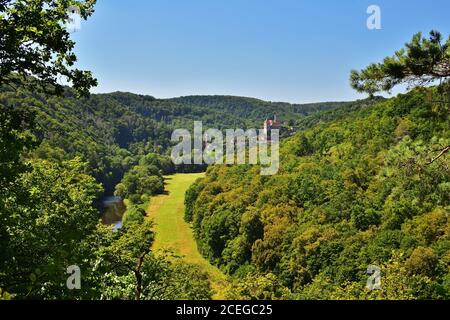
[101,196,126,230]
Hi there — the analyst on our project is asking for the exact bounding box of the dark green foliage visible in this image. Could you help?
[187,86,450,299]
[0,158,103,299]
[3,17,449,300]
[0,1,97,97]
[170,95,348,126]
[0,106,38,252]
[1,2,215,299]
[0,82,348,196]
[96,219,212,300]
[350,31,450,96]
[122,206,146,227]
[184,182,204,222]
[114,163,164,204]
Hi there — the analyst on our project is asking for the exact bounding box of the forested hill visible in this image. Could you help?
[0,82,367,300]
[168,95,351,125]
[185,85,450,299]
[0,83,355,195]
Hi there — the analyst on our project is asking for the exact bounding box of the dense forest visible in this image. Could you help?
[169,95,350,125]
[0,84,211,299]
[0,79,347,299]
[185,85,450,299]
[183,30,450,299]
[1,0,449,301]
[0,83,346,196]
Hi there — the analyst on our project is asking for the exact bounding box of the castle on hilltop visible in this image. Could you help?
[263,115,281,136]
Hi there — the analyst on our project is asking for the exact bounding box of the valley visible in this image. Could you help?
[147,173,229,300]
[1,6,449,300]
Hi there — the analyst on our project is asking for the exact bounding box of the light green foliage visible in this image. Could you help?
[1,0,215,300]
[163,262,213,300]
[0,158,102,299]
[96,219,212,300]
[122,206,146,227]
[226,273,292,300]
[0,0,97,97]
[2,13,450,301]
[187,84,450,300]
[0,289,14,300]
[0,105,39,268]
[114,163,164,204]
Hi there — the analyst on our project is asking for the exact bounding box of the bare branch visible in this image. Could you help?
[428,145,450,165]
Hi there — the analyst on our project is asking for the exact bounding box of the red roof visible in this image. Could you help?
[266,119,281,127]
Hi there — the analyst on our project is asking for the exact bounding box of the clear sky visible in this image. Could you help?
[71,0,450,103]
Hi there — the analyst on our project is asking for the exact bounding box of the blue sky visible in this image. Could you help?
[71,0,450,103]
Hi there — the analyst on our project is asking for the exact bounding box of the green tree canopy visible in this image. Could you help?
[0,0,97,97]
[350,31,450,96]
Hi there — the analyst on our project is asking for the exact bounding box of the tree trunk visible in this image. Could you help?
[135,270,142,301]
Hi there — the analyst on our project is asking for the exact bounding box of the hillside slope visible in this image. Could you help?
[186,86,450,300]
[169,95,350,125]
[0,83,354,194]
